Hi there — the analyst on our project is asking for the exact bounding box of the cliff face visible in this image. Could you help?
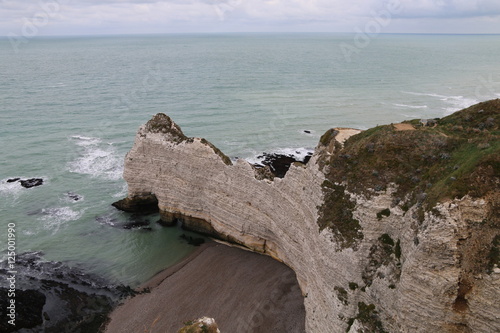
[115,102,500,333]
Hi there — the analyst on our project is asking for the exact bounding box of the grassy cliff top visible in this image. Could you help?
[318,99,499,248]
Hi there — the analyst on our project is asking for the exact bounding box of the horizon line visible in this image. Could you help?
[1,31,500,39]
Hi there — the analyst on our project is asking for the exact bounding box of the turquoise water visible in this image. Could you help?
[1,33,499,286]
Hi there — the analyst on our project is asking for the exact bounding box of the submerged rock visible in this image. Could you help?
[66,192,83,202]
[122,219,150,230]
[96,213,153,230]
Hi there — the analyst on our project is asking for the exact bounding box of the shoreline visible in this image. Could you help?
[137,241,218,291]
[104,241,306,332]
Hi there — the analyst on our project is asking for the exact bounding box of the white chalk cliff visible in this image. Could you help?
[115,100,500,333]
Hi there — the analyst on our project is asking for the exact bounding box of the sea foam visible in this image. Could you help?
[393,103,428,109]
[402,91,478,116]
[38,206,84,233]
[68,136,123,180]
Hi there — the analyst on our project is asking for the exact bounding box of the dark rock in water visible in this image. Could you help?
[6,178,20,183]
[0,252,135,333]
[123,220,150,230]
[180,234,205,246]
[27,208,43,216]
[96,214,152,230]
[256,153,305,178]
[66,192,83,202]
[20,178,43,188]
[304,130,311,134]
[112,194,158,214]
[0,288,45,332]
[303,154,312,164]
[96,214,119,226]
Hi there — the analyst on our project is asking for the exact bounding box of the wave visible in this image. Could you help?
[402,91,448,98]
[393,103,428,109]
[71,135,102,147]
[0,178,25,197]
[113,184,128,198]
[39,206,84,233]
[402,91,478,115]
[68,136,123,180]
[441,96,478,115]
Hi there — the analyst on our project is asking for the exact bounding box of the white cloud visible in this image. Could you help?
[396,0,500,18]
[0,0,499,35]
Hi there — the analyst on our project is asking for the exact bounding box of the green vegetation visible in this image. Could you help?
[318,180,363,250]
[379,234,394,247]
[346,302,387,333]
[362,234,402,287]
[487,235,500,274]
[319,128,339,146]
[348,282,359,291]
[334,286,349,305]
[394,240,402,260]
[376,208,391,220]
[145,113,232,165]
[145,113,190,143]
[200,138,233,166]
[378,234,396,257]
[318,99,499,236]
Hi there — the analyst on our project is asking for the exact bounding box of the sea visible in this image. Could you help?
[1,33,499,287]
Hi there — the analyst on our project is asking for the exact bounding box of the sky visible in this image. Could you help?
[1,0,500,36]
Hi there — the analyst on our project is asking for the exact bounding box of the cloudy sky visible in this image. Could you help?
[1,0,500,36]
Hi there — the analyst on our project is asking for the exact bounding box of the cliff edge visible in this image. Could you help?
[114,100,500,332]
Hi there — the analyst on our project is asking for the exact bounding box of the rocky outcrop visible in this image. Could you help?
[115,100,500,332]
[0,252,135,332]
[6,178,44,188]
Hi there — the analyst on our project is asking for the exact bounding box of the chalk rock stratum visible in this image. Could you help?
[114,100,500,333]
